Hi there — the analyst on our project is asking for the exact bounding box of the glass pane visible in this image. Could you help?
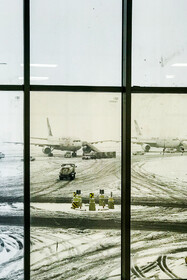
[30,92,121,279]
[131,94,187,279]
[31,0,122,86]
[0,1,23,84]
[0,92,24,279]
[133,0,187,86]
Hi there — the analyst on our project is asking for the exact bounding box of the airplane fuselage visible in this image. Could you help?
[46,137,82,152]
[155,138,181,149]
[134,137,183,152]
[133,120,184,152]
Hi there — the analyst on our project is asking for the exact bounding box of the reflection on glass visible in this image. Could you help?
[131,94,187,279]
[31,0,121,86]
[0,92,24,279]
[133,0,187,86]
[30,92,121,279]
[0,1,23,84]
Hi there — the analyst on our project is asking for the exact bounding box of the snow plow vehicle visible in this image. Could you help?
[59,163,76,180]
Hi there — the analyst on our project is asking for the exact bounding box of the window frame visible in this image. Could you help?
[0,1,186,279]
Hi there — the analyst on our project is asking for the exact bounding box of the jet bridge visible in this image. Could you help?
[82,142,101,154]
[82,142,116,159]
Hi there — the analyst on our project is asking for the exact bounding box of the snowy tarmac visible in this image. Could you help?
[30,146,187,279]
[131,152,187,279]
[0,143,187,279]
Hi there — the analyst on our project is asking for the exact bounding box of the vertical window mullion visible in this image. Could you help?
[122,0,132,279]
[24,0,30,279]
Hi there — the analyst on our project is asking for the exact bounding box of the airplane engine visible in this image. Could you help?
[177,144,185,152]
[142,144,151,152]
[182,141,187,147]
[42,146,51,154]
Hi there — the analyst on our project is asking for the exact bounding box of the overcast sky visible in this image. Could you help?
[0,0,23,84]
[0,92,23,142]
[31,0,122,86]
[1,2,187,143]
[132,94,187,139]
[31,92,121,142]
[133,0,187,86]
[2,0,187,87]
[1,93,187,143]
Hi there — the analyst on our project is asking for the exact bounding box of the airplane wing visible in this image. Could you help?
[30,141,47,147]
[3,141,23,145]
[3,136,48,145]
[31,137,48,140]
[4,137,48,145]
[30,141,59,148]
[89,140,121,144]
[3,140,57,147]
[131,138,157,145]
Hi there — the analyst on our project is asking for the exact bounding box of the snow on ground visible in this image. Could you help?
[0,202,23,216]
[30,146,186,279]
[0,226,23,280]
[30,145,121,200]
[131,230,187,279]
[31,227,121,280]
[131,153,187,279]
[0,144,187,279]
[31,202,120,218]
[131,155,187,203]
[0,143,23,198]
[132,205,187,223]
[0,144,23,279]
[143,154,187,182]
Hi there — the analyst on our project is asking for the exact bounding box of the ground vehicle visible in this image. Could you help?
[0,152,5,159]
[82,151,116,159]
[64,151,72,158]
[82,152,97,160]
[59,163,76,180]
[30,156,36,161]
[132,151,145,155]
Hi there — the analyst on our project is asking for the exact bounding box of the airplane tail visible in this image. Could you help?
[47,118,53,137]
[134,120,142,136]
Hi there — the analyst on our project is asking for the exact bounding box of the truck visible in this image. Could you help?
[59,163,76,180]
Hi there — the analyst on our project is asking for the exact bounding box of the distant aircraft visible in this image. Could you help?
[4,117,119,157]
[132,120,185,153]
[31,118,100,157]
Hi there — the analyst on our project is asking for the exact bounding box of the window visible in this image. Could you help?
[0,91,24,279]
[0,0,23,84]
[30,0,122,86]
[30,91,121,279]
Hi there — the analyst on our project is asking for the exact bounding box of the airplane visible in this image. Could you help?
[31,118,101,157]
[4,118,119,157]
[132,120,185,153]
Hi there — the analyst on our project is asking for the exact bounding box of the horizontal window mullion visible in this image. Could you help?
[0,85,24,91]
[30,85,122,93]
[132,86,187,94]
